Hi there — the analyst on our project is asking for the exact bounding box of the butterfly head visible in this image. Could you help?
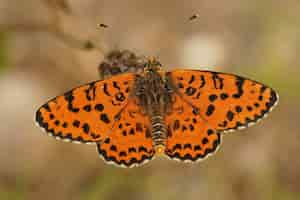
[144,57,162,73]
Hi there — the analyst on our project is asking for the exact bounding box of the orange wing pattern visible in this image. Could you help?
[35,73,135,144]
[97,99,154,167]
[164,69,278,162]
[165,93,221,162]
[167,70,278,133]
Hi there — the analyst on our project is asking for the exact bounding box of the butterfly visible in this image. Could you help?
[35,58,279,168]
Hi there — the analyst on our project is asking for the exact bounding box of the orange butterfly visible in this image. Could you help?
[35,58,279,168]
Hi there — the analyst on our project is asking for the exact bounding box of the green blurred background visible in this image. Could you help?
[0,0,299,199]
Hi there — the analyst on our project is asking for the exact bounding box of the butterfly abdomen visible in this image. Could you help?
[151,114,167,150]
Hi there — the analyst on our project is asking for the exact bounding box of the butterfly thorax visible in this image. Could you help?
[133,62,173,152]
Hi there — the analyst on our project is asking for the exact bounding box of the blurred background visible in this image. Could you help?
[0,0,299,199]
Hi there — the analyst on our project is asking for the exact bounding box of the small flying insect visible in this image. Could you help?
[189,14,199,21]
[97,23,109,28]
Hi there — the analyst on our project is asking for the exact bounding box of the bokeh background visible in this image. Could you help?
[1,0,299,199]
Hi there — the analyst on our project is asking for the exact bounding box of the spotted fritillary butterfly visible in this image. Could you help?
[35,59,278,167]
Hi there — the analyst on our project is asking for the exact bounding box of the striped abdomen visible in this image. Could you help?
[151,115,167,149]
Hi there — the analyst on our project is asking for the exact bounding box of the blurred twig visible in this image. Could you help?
[0,0,105,53]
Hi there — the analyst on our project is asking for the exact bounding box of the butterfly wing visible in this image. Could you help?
[97,98,154,168]
[164,69,278,162]
[35,73,136,143]
[165,93,221,162]
[167,69,278,133]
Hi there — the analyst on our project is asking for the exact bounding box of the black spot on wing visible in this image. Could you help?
[43,104,51,112]
[49,114,55,120]
[181,125,188,132]
[110,145,117,152]
[218,120,228,128]
[54,120,60,126]
[146,128,151,138]
[167,125,172,137]
[118,123,123,129]
[209,94,218,102]
[83,104,91,112]
[95,104,104,112]
[103,83,111,96]
[207,129,214,135]
[128,147,137,153]
[211,73,224,89]
[139,146,148,153]
[172,144,182,151]
[192,118,197,123]
[189,124,194,131]
[185,87,197,96]
[84,82,96,101]
[113,81,121,90]
[260,85,267,94]
[62,122,68,128]
[72,120,80,128]
[194,145,201,151]
[226,111,234,121]
[206,104,215,116]
[232,76,245,98]
[82,123,90,134]
[104,138,110,144]
[91,133,100,139]
[135,123,143,132]
[192,107,200,115]
[100,113,111,124]
[115,92,126,102]
[199,75,206,88]
[173,120,180,131]
[64,91,80,113]
[129,128,135,135]
[188,75,195,84]
[194,92,201,99]
[202,137,209,145]
[235,106,242,113]
[119,151,127,157]
[254,102,260,108]
[184,143,192,149]
[220,93,229,100]
[247,106,253,111]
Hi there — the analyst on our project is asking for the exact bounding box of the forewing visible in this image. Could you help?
[97,99,154,168]
[166,70,278,133]
[35,73,135,143]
